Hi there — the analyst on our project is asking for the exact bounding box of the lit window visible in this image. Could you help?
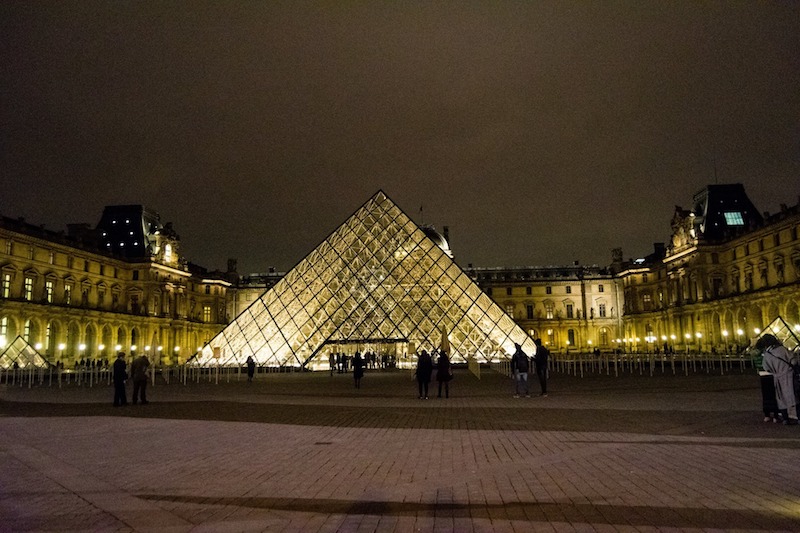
[164,243,172,262]
[5,240,12,255]
[724,212,745,226]
[24,277,33,301]
[1,274,10,298]
[203,305,212,323]
[598,303,607,317]
[0,316,7,337]
[505,304,514,316]
[546,303,554,319]
[45,280,54,303]
[566,304,574,318]
[23,320,31,341]
[64,284,72,305]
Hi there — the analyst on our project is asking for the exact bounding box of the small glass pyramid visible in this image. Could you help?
[0,336,52,369]
[194,191,536,368]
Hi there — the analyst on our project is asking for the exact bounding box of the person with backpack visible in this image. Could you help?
[758,334,798,425]
[510,343,531,398]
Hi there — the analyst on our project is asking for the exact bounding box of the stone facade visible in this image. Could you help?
[0,210,230,366]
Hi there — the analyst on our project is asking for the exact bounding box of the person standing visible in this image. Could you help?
[534,338,549,397]
[758,334,798,425]
[353,352,364,389]
[415,349,433,399]
[329,352,336,376]
[510,343,530,398]
[436,350,452,398]
[112,351,128,406]
[246,355,256,382]
[131,354,150,405]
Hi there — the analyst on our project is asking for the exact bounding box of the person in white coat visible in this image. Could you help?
[758,334,798,425]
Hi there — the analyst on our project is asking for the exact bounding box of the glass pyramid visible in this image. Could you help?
[755,317,800,354]
[0,336,52,369]
[194,191,536,368]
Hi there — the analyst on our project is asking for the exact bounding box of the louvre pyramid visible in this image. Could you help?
[754,317,800,354]
[195,191,536,367]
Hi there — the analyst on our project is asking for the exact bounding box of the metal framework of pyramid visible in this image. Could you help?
[195,191,536,368]
[0,336,52,370]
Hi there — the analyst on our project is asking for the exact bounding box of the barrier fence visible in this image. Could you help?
[1,351,755,389]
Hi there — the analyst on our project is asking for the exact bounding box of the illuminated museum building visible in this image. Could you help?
[1,184,799,364]
[0,206,230,364]
[616,184,800,353]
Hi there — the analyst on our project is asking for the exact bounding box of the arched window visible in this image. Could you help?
[164,243,172,262]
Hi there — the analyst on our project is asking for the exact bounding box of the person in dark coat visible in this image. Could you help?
[415,349,433,399]
[130,354,150,405]
[435,350,452,398]
[353,352,364,389]
[759,334,798,425]
[534,338,549,396]
[112,352,128,406]
[246,356,256,382]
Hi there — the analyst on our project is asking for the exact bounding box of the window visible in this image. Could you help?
[164,243,172,262]
[567,329,575,346]
[0,316,7,338]
[5,240,12,255]
[545,303,554,319]
[48,251,55,264]
[547,329,555,346]
[643,294,652,310]
[99,265,104,276]
[28,246,34,260]
[84,260,90,272]
[598,284,604,293]
[642,274,648,283]
[485,287,492,296]
[45,280,54,303]
[774,234,781,247]
[1,274,10,298]
[203,305,212,323]
[526,305,534,319]
[724,211,745,225]
[566,286,572,294]
[205,285,211,295]
[505,304,514,316]
[24,277,33,301]
[526,287,532,295]
[566,304,574,318]
[64,283,73,305]
[506,287,512,296]
[546,286,552,295]
[132,270,139,281]
[23,320,31,341]
[598,303,607,317]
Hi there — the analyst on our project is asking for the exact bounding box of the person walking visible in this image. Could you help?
[353,352,364,389]
[246,355,256,382]
[415,349,433,399]
[131,354,150,405]
[758,334,798,425]
[112,351,128,406]
[435,350,452,398]
[510,343,531,398]
[534,338,549,397]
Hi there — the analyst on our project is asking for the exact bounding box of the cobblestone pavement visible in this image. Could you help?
[2,368,800,532]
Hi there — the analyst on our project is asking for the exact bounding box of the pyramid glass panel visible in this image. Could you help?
[195,191,536,367]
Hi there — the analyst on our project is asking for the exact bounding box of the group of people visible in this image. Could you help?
[327,351,397,376]
[510,339,550,398]
[756,334,799,425]
[413,348,453,399]
[112,351,151,406]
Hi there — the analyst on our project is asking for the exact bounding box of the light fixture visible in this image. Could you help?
[78,344,86,351]
[99,344,105,350]
[174,346,180,352]
[721,331,728,337]
[115,344,122,351]
[754,328,761,334]
[58,343,66,350]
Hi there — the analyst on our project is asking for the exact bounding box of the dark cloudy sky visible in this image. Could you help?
[2,2,798,274]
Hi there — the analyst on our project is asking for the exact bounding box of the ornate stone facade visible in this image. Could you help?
[0,209,230,366]
[617,185,800,353]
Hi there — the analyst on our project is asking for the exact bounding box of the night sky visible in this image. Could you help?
[2,2,798,274]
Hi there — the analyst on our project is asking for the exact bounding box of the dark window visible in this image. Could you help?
[506,287,512,296]
[546,286,552,295]
[132,270,139,281]
[526,286,532,295]
[526,305,533,319]
[566,286,572,294]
